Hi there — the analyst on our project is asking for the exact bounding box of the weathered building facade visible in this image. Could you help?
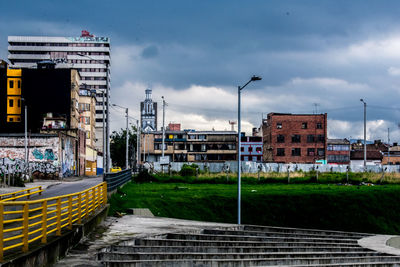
[141,130,237,163]
[240,135,263,162]
[327,139,350,164]
[0,65,94,177]
[262,113,327,163]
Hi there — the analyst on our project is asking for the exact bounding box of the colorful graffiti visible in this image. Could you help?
[0,157,59,178]
[32,149,56,161]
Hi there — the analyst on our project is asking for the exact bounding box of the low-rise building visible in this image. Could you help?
[240,135,263,162]
[327,139,350,164]
[141,130,237,163]
[350,140,387,166]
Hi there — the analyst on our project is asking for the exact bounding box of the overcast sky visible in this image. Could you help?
[2,1,400,142]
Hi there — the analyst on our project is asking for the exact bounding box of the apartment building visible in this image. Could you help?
[7,31,110,152]
[141,130,237,163]
[262,113,327,163]
[326,139,350,164]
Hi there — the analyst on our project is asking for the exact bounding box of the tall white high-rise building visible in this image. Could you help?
[7,31,111,152]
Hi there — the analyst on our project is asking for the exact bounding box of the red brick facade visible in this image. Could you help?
[262,113,327,163]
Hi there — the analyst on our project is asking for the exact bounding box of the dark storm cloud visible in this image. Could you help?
[3,0,400,140]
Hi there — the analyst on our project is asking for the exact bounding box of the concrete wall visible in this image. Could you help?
[153,161,400,173]
[0,134,79,178]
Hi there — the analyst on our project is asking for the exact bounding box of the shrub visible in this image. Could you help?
[133,169,155,183]
[180,164,198,177]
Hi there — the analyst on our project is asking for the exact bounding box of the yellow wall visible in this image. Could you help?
[6,68,22,122]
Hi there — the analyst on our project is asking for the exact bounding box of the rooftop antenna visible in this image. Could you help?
[313,103,320,114]
[229,120,237,131]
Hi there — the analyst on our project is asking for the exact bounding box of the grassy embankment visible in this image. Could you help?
[109,171,400,234]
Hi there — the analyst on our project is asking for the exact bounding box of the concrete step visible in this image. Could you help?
[202,228,365,240]
[100,256,400,267]
[108,245,371,253]
[98,251,383,261]
[243,225,372,238]
[164,233,359,244]
[135,238,360,248]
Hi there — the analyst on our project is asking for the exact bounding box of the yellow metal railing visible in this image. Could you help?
[0,182,107,261]
[0,186,43,202]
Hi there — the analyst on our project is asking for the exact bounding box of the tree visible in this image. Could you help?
[110,125,138,169]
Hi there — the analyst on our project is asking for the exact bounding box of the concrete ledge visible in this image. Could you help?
[1,204,109,267]
[358,235,400,255]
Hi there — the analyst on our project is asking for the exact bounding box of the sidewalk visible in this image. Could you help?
[0,176,101,196]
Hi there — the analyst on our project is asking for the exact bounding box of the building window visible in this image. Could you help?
[316,123,322,129]
[276,123,282,129]
[248,156,253,161]
[302,122,307,129]
[317,148,325,156]
[9,80,14,88]
[9,99,13,107]
[248,147,253,152]
[18,80,21,88]
[291,135,301,143]
[307,148,315,156]
[317,135,325,142]
[277,148,285,156]
[17,99,21,107]
[277,134,285,143]
[292,148,301,156]
[307,135,315,143]
[256,147,262,152]
[241,147,244,152]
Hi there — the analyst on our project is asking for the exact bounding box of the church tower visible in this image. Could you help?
[140,89,157,132]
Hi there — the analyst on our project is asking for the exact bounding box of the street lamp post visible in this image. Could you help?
[360,99,367,169]
[237,75,261,225]
[113,104,129,169]
[136,119,140,169]
[22,98,28,178]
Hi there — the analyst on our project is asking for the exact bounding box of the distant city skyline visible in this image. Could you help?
[1,1,400,141]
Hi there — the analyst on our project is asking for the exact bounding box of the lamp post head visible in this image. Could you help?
[360,98,366,104]
[251,75,262,81]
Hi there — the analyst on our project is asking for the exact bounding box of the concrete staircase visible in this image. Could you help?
[97,225,400,266]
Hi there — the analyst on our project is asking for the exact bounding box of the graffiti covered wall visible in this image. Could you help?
[0,134,77,178]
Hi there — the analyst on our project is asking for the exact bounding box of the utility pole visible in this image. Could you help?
[162,96,166,158]
[137,120,140,168]
[23,99,28,178]
[125,108,129,169]
[102,91,106,173]
[143,132,146,163]
[388,128,390,166]
[360,99,367,169]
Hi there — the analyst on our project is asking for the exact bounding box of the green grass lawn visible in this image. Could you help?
[109,181,400,234]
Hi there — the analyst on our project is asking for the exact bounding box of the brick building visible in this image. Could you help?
[262,113,327,163]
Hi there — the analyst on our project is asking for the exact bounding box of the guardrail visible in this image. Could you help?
[0,182,107,261]
[0,186,43,202]
[104,169,132,192]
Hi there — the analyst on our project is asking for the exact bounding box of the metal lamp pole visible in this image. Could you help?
[137,120,140,168]
[360,99,367,169]
[237,75,261,225]
[22,98,28,177]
